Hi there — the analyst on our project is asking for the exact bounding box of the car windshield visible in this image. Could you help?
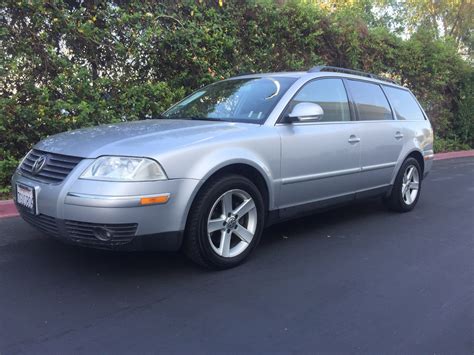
[162,77,297,123]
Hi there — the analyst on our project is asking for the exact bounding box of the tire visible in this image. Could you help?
[183,174,265,269]
[385,157,422,212]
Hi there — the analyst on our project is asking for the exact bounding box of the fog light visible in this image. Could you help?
[93,227,114,241]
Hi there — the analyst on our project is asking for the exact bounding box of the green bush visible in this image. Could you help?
[0,152,18,196]
[453,71,474,147]
[1,1,472,193]
[434,137,471,153]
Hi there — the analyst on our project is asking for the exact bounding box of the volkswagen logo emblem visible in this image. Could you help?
[31,155,47,175]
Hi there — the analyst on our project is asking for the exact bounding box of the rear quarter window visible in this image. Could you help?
[383,86,425,121]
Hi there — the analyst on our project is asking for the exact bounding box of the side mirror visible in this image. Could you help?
[287,102,324,122]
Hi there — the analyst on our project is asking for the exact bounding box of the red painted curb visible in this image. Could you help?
[0,150,473,219]
[0,200,18,218]
[434,150,474,161]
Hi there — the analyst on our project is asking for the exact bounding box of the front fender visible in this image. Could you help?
[154,125,281,231]
[186,147,278,210]
[173,148,279,234]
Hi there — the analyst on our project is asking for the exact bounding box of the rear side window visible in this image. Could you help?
[346,80,392,121]
[383,86,425,121]
[289,78,351,122]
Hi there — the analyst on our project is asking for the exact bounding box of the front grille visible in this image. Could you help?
[18,209,60,237]
[65,220,138,247]
[19,149,82,184]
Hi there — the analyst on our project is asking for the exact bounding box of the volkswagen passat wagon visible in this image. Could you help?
[12,66,434,269]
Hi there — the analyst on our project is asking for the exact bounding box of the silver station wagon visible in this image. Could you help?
[12,66,434,269]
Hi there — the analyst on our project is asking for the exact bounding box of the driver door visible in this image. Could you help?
[277,78,362,211]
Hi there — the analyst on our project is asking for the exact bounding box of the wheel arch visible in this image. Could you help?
[202,163,271,210]
[180,160,275,240]
[389,149,425,191]
[403,150,424,177]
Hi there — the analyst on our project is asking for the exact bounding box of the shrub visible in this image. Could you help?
[0,0,472,192]
[0,152,18,196]
[434,136,471,153]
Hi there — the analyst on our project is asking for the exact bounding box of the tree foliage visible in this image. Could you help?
[387,0,473,54]
[0,0,472,192]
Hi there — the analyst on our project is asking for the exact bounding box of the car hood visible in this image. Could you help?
[35,119,249,158]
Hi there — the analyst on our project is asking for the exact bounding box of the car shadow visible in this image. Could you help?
[261,198,387,247]
[8,197,389,282]
[22,200,388,276]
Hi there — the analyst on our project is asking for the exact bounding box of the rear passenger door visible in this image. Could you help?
[345,80,404,191]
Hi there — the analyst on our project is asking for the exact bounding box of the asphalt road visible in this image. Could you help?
[1,158,473,354]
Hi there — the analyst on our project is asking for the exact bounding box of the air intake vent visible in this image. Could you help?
[17,206,138,249]
[65,220,138,247]
[18,209,60,237]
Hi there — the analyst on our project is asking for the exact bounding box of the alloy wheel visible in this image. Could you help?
[207,189,257,258]
[401,165,419,205]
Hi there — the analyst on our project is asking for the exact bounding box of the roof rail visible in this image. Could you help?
[308,65,398,85]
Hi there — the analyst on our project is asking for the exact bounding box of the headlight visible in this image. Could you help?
[81,156,167,181]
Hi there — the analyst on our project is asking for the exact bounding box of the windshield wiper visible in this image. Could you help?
[176,116,223,122]
[157,115,223,122]
[149,114,166,120]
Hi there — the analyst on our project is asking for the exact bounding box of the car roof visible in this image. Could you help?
[231,67,405,90]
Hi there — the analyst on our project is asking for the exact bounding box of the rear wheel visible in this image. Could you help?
[183,174,265,269]
[385,157,422,212]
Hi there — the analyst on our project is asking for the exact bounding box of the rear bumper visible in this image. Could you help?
[423,150,434,178]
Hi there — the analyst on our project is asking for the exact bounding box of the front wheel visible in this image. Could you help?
[183,174,265,269]
[385,157,422,212]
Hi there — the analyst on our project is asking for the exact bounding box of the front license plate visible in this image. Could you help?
[16,183,37,214]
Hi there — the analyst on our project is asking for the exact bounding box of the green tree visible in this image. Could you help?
[0,0,472,193]
[382,0,473,55]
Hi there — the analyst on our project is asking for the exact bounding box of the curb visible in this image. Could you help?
[1,149,473,219]
[0,200,19,219]
[433,150,474,161]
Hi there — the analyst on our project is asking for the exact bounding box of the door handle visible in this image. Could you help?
[348,135,361,144]
[395,131,404,140]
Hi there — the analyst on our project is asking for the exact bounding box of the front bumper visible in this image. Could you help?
[16,209,184,250]
[12,160,199,251]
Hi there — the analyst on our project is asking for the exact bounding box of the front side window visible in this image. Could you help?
[346,80,393,121]
[383,86,425,121]
[288,78,351,122]
[163,77,297,123]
